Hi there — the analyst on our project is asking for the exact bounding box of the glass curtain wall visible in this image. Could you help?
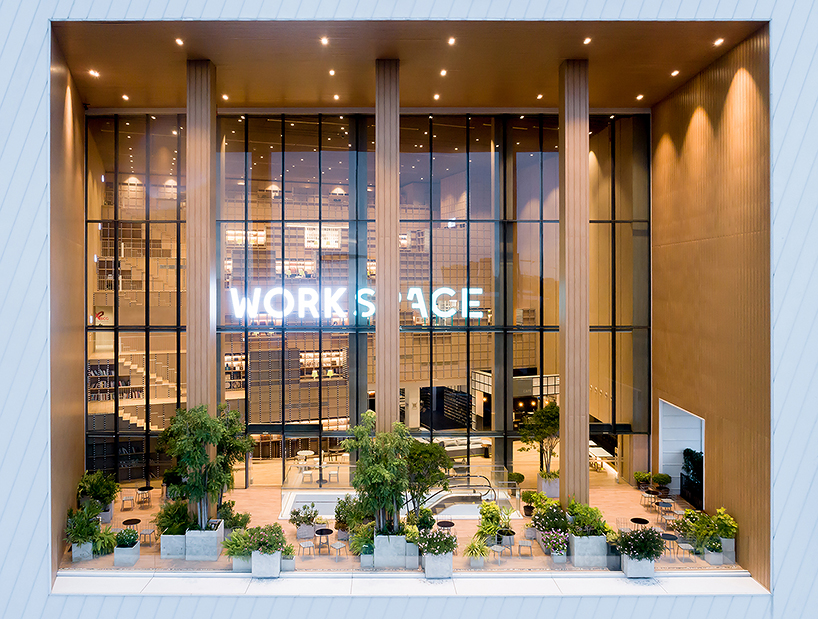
[85,115,186,485]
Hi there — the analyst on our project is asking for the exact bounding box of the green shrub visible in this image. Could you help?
[531,500,568,533]
[714,507,738,539]
[633,471,652,485]
[507,472,525,484]
[248,524,287,555]
[217,500,251,530]
[93,526,116,556]
[65,502,102,545]
[349,521,375,555]
[115,528,139,549]
[652,473,671,487]
[77,471,120,507]
[153,500,195,536]
[464,535,490,558]
[539,469,559,481]
[529,492,552,513]
[616,528,664,561]
[282,544,295,559]
[705,537,723,553]
[540,529,569,554]
[416,529,457,555]
[334,494,366,531]
[404,523,420,544]
[405,506,435,531]
[222,529,254,558]
[521,490,536,506]
[289,502,319,527]
[566,499,611,537]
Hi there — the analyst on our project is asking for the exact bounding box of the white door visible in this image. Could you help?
[658,400,704,496]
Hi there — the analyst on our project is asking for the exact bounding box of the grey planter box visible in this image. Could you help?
[114,541,140,567]
[232,555,251,572]
[569,534,608,568]
[100,503,114,524]
[186,519,224,561]
[71,542,93,562]
[252,550,281,578]
[296,524,315,539]
[374,534,407,568]
[720,537,736,564]
[705,550,724,565]
[552,552,567,564]
[537,476,559,498]
[405,542,419,569]
[360,553,374,568]
[499,532,515,547]
[622,556,654,578]
[281,557,295,571]
[525,527,537,540]
[469,556,485,569]
[424,552,453,579]
[160,533,186,559]
[337,528,349,541]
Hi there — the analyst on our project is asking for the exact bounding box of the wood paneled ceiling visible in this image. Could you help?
[54,21,765,110]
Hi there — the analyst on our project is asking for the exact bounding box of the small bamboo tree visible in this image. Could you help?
[518,400,560,474]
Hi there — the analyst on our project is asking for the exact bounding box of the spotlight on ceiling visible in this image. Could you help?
[448,37,455,45]
[321,36,329,45]
[89,69,100,78]
[714,38,724,46]
[583,37,592,45]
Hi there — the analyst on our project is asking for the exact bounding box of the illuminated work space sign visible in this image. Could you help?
[229,286,484,319]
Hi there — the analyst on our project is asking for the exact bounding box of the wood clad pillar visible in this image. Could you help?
[558,60,590,505]
[375,59,400,431]
[186,59,218,417]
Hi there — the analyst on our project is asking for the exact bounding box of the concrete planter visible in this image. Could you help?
[99,502,114,524]
[622,556,655,578]
[160,534,186,559]
[552,552,567,564]
[114,541,140,567]
[232,555,252,572]
[537,476,559,499]
[296,524,315,539]
[281,556,296,571]
[186,519,224,561]
[705,550,724,565]
[252,550,281,578]
[469,556,485,569]
[424,552,453,579]
[569,534,608,568]
[374,534,407,568]
[71,542,93,562]
[525,527,537,540]
[535,530,549,554]
[498,531,515,547]
[337,528,350,541]
[360,553,374,568]
[405,542,419,569]
[719,537,736,564]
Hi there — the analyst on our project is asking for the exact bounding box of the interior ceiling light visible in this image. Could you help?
[122,94,129,100]
[537,94,543,100]
[329,69,335,76]
[175,38,184,46]
[334,94,340,100]
[321,36,329,45]
[714,38,724,46]
[440,69,447,76]
[583,37,592,44]
[636,94,644,100]
[610,114,615,119]
[172,130,178,135]
[434,94,440,100]
[671,70,680,77]
[222,94,229,100]
[448,37,456,45]
[89,69,100,77]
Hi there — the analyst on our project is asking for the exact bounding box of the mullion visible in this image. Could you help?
[243,113,251,487]
[144,114,151,485]
[466,115,471,457]
[113,114,120,479]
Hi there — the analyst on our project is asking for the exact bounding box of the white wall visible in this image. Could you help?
[3,1,817,618]
[659,400,704,496]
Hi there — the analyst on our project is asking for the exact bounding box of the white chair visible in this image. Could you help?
[330,541,347,561]
[120,490,135,510]
[327,466,339,483]
[302,469,314,483]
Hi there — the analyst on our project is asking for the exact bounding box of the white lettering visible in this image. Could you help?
[324,287,347,318]
[406,287,429,319]
[461,288,484,319]
[432,287,457,318]
[230,287,262,318]
[263,288,294,318]
[357,288,376,318]
[297,287,319,318]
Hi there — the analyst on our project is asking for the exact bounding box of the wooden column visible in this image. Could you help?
[558,59,590,505]
[186,59,218,417]
[375,59,400,431]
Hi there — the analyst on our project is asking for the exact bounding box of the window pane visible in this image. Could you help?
[118,222,146,326]
[469,116,500,220]
[321,115,352,220]
[512,222,540,327]
[589,123,612,221]
[590,222,612,326]
[87,117,115,220]
[616,221,650,327]
[249,116,282,220]
[87,332,115,432]
[509,116,540,221]
[219,116,246,220]
[322,332,351,431]
[401,332,428,431]
[431,332,468,433]
[149,115,180,219]
[149,331,178,431]
[400,116,431,220]
[590,332,612,425]
[118,116,146,220]
[433,116,466,221]
[284,116,319,220]
[149,223,178,325]
[118,332,146,432]
[248,331,284,425]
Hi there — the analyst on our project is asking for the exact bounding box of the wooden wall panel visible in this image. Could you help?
[651,26,770,588]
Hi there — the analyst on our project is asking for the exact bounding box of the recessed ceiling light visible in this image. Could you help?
[583,37,592,45]
[714,38,724,46]
[334,94,339,100]
[433,94,440,100]
[122,94,129,100]
[537,94,543,100]
[89,69,100,77]
[329,69,335,76]
[151,115,156,119]
[448,37,456,45]
[321,36,329,45]
[440,69,447,76]
[520,115,525,119]
[175,38,184,46]
[636,94,644,100]
[222,94,229,100]
[172,130,178,135]
[589,131,592,135]
[671,70,680,77]
[610,115,615,119]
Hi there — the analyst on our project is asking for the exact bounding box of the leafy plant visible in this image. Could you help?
[406,506,435,531]
[540,529,569,555]
[616,528,664,561]
[406,440,452,518]
[93,527,116,556]
[464,535,490,558]
[115,528,139,549]
[404,523,420,544]
[213,405,256,506]
[222,528,253,558]
[248,524,286,555]
[705,537,723,553]
[529,492,553,513]
[652,473,672,487]
[65,502,102,545]
[521,490,536,506]
[153,500,195,536]
[714,507,738,539]
[507,472,525,485]
[633,471,652,485]
[349,521,375,555]
[342,410,413,532]
[282,544,295,559]
[217,500,251,530]
[416,529,457,555]
[531,500,568,533]
[289,502,319,528]
[539,469,559,481]
[77,471,120,507]
[566,499,611,537]
[682,449,703,485]
[334,494,365,531]
[518,400,560,473]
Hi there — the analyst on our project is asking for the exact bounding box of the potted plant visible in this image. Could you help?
[540,529,569,563]
[616,527,664,577]
[464,535,490,568]
[566,499,611,568]
[507,471,524,496]
[531,499,568,553]
[714,507,738,564]
[350,521,375,568]
[633,471,652,491]
[289,502,319,539]
[217,500,251,538]
[334,494,361,541]
[652,473,672,496]
[537,470,560,498]
[154,500,195,559]
[186,517,225,561]
[518,401,560,497]
[521,490,536,517]
[689,511,717,554]
[249,523,286,578]
[406,440,452,519]
[65,502,101,562]
[705,537,724,565]
[417,529,457,579]
[93,526,116,558]
[114,528,140,567]
[404,524,420,569]
[281,544,296,571]
[223,528,253,572]
[77,471,120,524]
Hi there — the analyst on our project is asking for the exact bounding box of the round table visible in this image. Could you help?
[122,518,141,530]
[138,485,153,492]
[296,450,315,463]
[315,527,333,554]
[661,532,678,557]
[136,485,153,505]
[630,517,649,529]
[436,520,455,533]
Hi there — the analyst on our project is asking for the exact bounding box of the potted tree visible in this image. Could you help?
[652,473,672,497]
[705,537,724,565]
[281,544,296,571]
[522,490,537,517]
[519,401,560,498]
[418,529,457,579]
[289,502,319,539]
[464,535,489,568]
[714,507,738,564]
[77,471,120,524]
[222,528,253,572]
[541,529,569,563]
[113,529,140,567]
[334,494,360,541]
[249,523,286,578]
[154,499,195,559]
[65,502,101,562]
[617,528,664,577]
[507,472,524,496]
[406,440,452,519]
[217,500,251,539]
[566,500,611,568]
[633,471,652,491]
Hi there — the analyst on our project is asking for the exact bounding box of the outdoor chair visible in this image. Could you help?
[120,490,135,510]
[330,541,347,561]
[299,541,315,556]
[518,539,533,557]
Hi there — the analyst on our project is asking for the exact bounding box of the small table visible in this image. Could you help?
[660,533,678,557]
[136,486,153,506]
[655,501,672,524]
[297,450,315,462]
[122,518,141,530]
[630,517,649,529]
[436,520,455,533]
[315,527,333,554]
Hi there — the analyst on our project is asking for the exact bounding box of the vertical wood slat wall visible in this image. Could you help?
[651,26,770,588]
[375,59,400,431]
[558,59,591,505]
[186,60,218,416]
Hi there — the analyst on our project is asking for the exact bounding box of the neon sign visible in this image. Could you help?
[228,286,483,319]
